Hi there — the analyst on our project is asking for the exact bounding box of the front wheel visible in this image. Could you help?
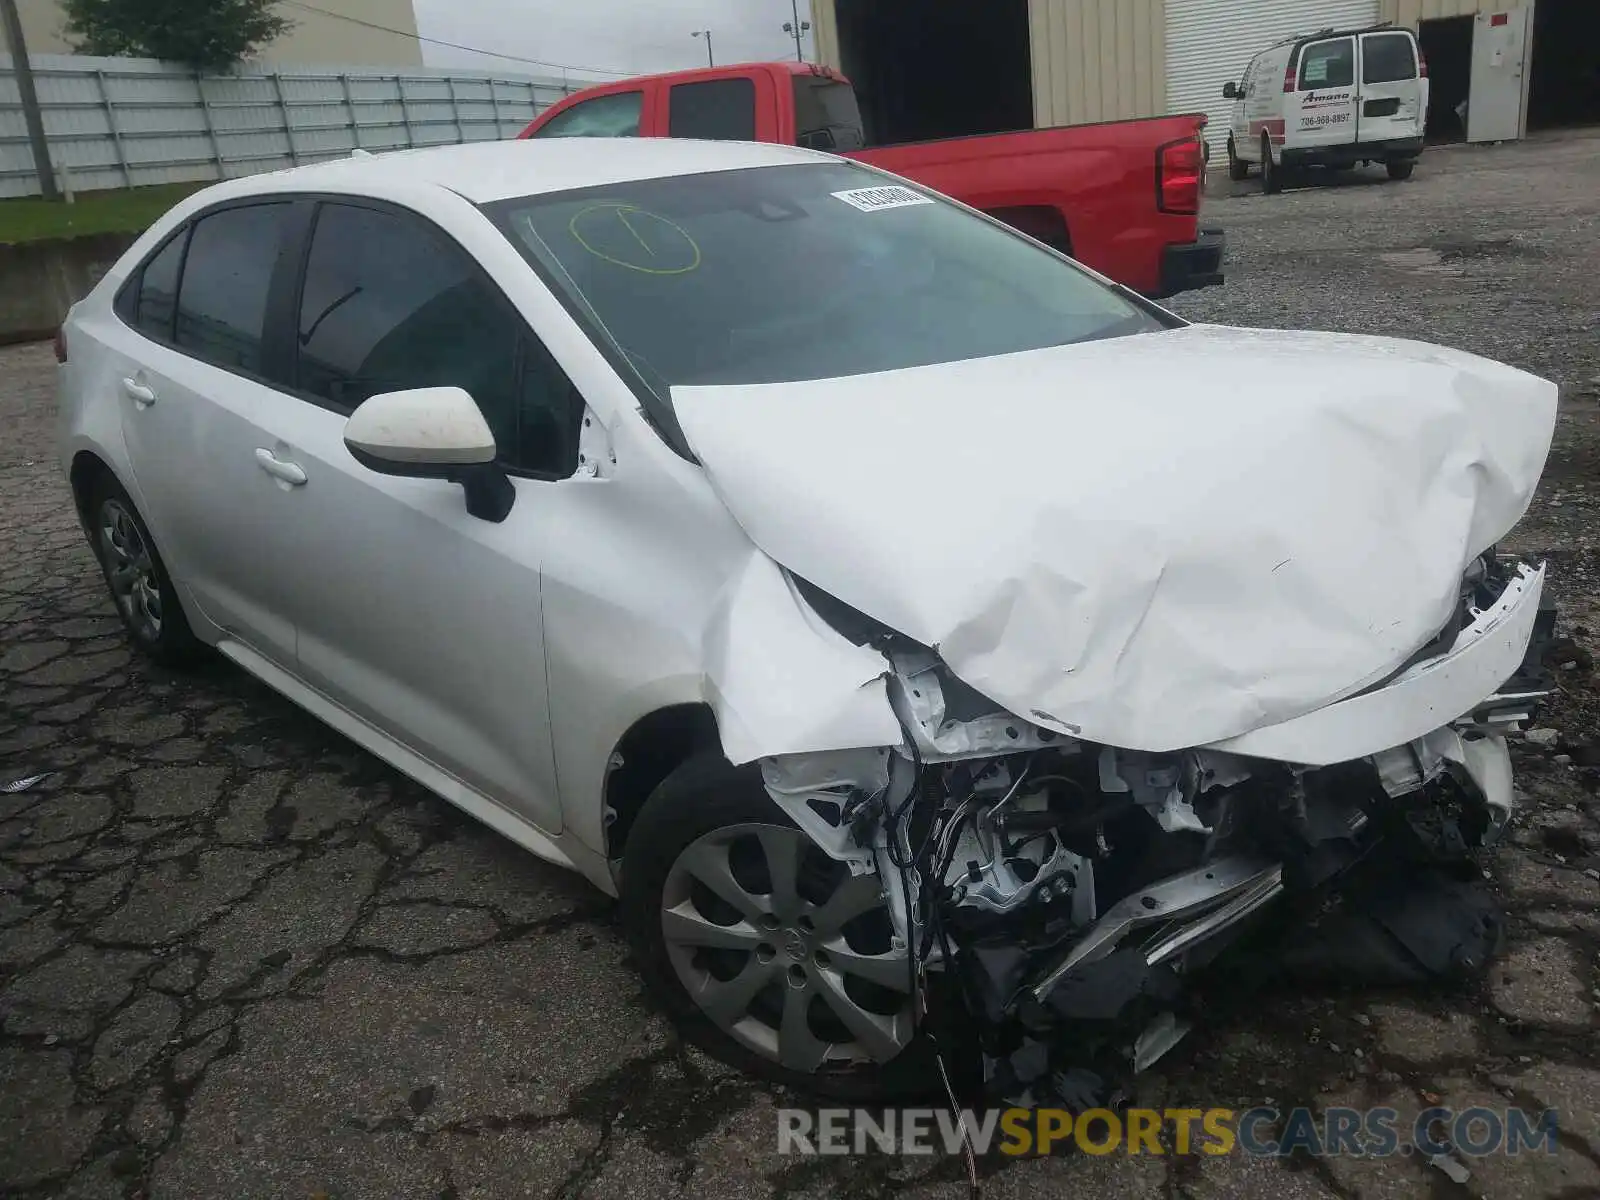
[1227,137,1249,181]
[619,754,937,1101]
[1261,135,1282,194]
[1386,160,1416,181]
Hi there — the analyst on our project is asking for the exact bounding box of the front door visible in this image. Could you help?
[1288,36,1359,152]
[240,199,584,834]
[1468,7,1530,142]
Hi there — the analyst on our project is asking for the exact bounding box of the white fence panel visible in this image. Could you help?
[0,53,616,198]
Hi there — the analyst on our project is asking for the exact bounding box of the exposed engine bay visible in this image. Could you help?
[761,553,1556,1106]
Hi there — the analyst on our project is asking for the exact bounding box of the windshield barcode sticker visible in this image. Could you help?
[831,185,933,213]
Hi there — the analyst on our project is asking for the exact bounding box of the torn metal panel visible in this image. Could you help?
[700,552,900,765]
[672,324,1557,753]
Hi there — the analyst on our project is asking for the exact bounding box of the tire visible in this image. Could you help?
[1227,137,1249,181]
[1261,134,1282,194]
[620,753,939,1101]
[1386,160,1415,181]
[86,475,203,666]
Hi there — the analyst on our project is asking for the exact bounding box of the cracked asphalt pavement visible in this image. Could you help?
[4,131,1600,1199]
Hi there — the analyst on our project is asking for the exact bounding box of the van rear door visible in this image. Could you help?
[1286,36,1359,152]
[1356,29,1426,144]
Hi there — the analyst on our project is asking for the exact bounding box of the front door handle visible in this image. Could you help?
[254,448,307,486]
[121,377,156,408]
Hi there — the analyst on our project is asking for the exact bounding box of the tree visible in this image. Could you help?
[62,0,292,71]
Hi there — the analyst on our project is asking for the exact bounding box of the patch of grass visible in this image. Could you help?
[0,182,210,245]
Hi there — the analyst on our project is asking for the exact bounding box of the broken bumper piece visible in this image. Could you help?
[755,557,1549,1107]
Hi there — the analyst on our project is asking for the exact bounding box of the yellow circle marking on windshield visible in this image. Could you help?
[569,203,701,275]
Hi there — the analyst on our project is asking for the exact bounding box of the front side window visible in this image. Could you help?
[532,91,643,138]
[295,202,576,475]
[1299,38,1355,89]
[668,79,757,140]
[174,203,289,374]
[1363,33,1418,84]
[487,161,1163,402]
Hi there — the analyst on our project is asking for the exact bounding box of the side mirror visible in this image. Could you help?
[344,386,515,522]
[1222,82,1240,99]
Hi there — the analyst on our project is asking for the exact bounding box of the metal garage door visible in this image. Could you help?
[1166,0,1381,158]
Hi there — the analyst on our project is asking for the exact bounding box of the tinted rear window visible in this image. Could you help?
[792,78,865,151]
[1363,33,1418,84]
[667,79,756,140]
[1299,38,1355,89]
[134,231,185,341]
[174,203,289,374]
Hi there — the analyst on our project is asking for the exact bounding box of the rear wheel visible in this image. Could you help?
[87,476,201,666]
[1227,137,1249,181]
[1386,160,1415,181]
[1261,134,1282,194]
[620,754,937,1101]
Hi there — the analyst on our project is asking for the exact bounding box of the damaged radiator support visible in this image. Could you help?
[1030,857,1285,999]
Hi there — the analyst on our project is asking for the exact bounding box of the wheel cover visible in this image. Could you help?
[661,822,916,1072]
[98,499,162,641]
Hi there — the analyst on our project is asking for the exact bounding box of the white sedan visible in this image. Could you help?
[57,137,1557,1105]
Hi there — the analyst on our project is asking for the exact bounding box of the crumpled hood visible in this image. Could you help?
[671,324,1558,752]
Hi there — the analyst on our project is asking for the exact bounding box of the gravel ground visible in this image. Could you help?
[2,131,1599,1199]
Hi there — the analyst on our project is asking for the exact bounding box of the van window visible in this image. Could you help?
[1362,33,1418,84]
[1299,38,1355,89]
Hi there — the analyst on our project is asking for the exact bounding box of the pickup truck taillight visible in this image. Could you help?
[1156,135,1202,216]
[53,327,67,364]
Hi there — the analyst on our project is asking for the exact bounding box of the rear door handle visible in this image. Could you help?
[121,377,156,408]
[254,448,307,486]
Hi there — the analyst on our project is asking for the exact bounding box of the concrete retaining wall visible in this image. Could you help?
[0,230,136,344]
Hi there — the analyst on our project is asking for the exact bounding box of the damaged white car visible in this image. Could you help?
[57,138,1559,1104]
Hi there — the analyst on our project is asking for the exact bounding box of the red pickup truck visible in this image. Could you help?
[518,60,1224,299]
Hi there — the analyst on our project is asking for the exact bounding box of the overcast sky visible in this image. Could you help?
[412,0,816,82]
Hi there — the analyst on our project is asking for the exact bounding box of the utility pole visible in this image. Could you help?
[691,29,714,68]
[782,0,810,62]
[0,0,58,199]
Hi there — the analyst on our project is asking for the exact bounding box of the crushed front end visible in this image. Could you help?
[760,554,1554,1105]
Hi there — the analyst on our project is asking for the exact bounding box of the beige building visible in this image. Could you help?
[11,0,422,67]
[811,0,1594,151]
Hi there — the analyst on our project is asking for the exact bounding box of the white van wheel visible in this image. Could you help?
[1227,137,1249,182]
[1261,135,1282,195]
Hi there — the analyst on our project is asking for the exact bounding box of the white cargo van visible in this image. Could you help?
[1222,24,1428,193]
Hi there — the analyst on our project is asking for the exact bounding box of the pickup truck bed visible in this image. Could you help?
[518,61,1224,299]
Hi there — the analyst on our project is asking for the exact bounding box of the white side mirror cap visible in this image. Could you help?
[344,386,495,468]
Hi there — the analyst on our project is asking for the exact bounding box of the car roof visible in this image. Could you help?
[188,136,835,208]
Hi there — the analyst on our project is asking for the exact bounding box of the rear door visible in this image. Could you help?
[1287,36,1359,151]
[1357,29,1426,144]
[113,200,302,665]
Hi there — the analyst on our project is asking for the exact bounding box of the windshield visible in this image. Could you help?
[485,161,1163,399]
[793,78,866,150]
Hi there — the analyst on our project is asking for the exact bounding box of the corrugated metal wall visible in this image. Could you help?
[1029,0,1166,127]
[1383,0,1509,25]
[0,52,613,198]
[812,0,842,73]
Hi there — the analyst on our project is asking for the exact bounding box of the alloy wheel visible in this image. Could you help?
[660,822,916,1072]
[98,498,162,642]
